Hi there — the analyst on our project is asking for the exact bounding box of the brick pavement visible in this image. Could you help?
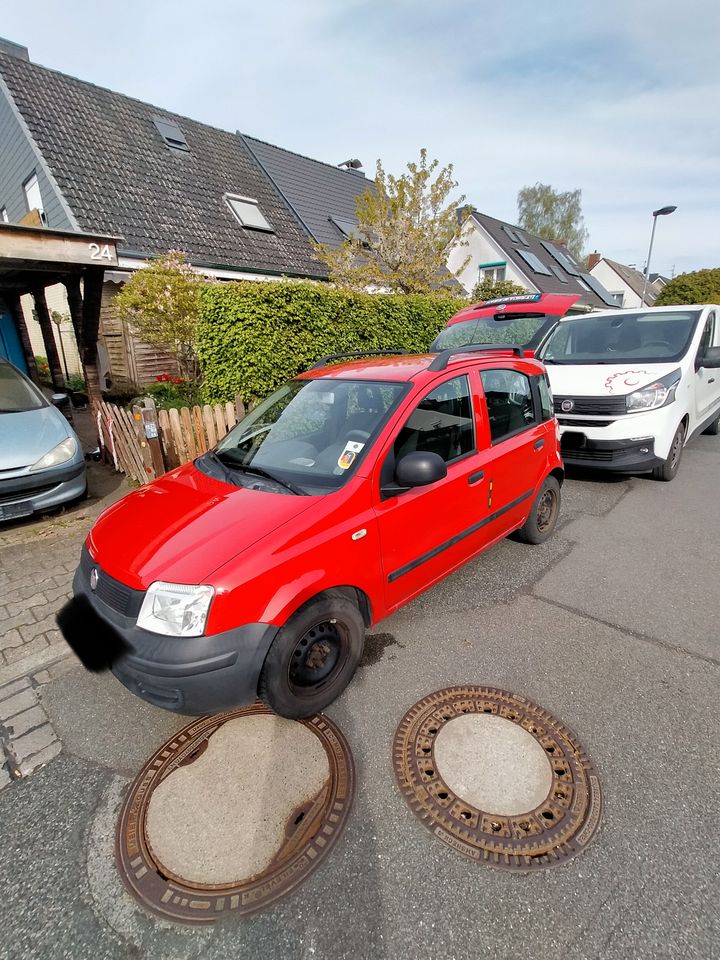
[0,456,130,786]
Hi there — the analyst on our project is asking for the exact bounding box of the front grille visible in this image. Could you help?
[0,481,60,505]
[554,395,627,416]
[562,446,616,462]
[80,546,144,617]
[557,417,613,428]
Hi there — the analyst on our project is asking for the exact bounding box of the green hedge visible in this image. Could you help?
[197,281,466,404]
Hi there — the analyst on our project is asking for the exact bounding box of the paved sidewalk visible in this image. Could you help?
[0,452,129,783]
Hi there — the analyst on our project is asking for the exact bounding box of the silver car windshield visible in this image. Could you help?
[542,310,701,364]
[0,363,46,413]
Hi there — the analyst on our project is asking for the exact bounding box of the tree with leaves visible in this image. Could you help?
[517,183,589,261]
[654,268,720,306]
[115,251,205,384]
[470,277,527,302]
[314,149,468,294]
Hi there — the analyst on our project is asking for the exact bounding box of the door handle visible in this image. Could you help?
[534,438,544,450]
[709,378,715,384]
[468,469,485,485]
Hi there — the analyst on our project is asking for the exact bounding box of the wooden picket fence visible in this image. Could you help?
[96,394,250,484]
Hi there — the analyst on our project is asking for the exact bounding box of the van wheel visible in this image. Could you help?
[652,422,685,481]
[702,413,720,436]
[258,596,365,719]
[516,476,561,545]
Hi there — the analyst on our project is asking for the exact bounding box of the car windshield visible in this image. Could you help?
[0,363,46,413]
[542,310,702,364]
[432,315,550,352]
[213,377,407,493]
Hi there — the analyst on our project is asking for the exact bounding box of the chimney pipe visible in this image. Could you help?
[587,250,601,270]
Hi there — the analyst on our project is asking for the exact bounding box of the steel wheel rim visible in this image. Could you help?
[288,620,346,694]
[670,431,683,469]
[536,489,557,532]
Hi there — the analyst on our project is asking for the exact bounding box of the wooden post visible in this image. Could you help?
[32,285,64,390]
[64,275,84,352]
[5,293,40,383]
[80,267,105,409]
[142,397,166,477]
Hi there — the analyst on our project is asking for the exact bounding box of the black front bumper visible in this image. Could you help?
[560,434,663,473]
[69,565,278,715]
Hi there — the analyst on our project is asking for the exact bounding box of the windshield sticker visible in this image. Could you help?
[604,370,649,393]
[338,440,364,470]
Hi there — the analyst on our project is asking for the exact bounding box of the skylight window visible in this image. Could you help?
[502,224,529,246]
[1,207,8,223]
[329,216,361,240]
[540,240,580,277]
[153,116,190,152]
[225,194,273,232]
[548,262,569,283]
[517,249,552,276]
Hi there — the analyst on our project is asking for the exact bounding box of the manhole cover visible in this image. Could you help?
[117,704,354,923]
[393,686,602,871]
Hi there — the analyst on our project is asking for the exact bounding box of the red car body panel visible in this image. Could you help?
[86,353,561,638]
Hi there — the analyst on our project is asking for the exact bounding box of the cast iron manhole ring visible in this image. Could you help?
[116,703,355,923]
[393,686,602,871]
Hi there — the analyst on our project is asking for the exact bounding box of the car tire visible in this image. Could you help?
[652,422,685,481]
[702,413,720,436]
[258,595,365,719]
[516,476,561,545]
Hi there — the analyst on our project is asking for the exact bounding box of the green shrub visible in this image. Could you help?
[34,355,50,383]
[197,281,466,404]
[654,268,720,306]
[143,373,201,410]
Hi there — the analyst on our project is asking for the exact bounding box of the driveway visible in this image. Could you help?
[1,435,718,960]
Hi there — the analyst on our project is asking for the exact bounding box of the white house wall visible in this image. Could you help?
[590,260,643,309]
[447,219,534,295]
[20,284,83,376]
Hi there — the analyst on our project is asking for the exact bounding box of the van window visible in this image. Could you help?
[480,369,536,443]
[697,312,716,358]
[542,310,702,365]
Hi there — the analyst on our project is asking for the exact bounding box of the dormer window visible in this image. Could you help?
[152,116,190,152]
[224,194,273,232]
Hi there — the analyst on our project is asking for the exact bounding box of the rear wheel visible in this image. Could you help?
[516,476,561,545]
[652,422,685,481]
[258,596,365,719]
[702,413,720,436]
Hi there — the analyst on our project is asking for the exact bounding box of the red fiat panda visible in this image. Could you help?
[59,346,563,719]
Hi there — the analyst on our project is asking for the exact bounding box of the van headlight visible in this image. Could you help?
[29,437,77,472]
[137,582,215,637]
[626,370,681,412]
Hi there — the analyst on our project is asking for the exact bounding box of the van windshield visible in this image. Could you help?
[211,377,407,494]
[541,310,701,364]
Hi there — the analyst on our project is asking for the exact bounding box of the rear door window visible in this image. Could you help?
[480,369,537,443]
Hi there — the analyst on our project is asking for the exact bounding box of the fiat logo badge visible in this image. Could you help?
[561,399,574,412]
[90,568,99,591]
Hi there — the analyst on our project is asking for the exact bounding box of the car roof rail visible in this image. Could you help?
[428,343,524,372]
[309,349,406,370]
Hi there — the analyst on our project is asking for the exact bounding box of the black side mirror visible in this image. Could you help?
[395,451,448,488]
[699,346,720,369]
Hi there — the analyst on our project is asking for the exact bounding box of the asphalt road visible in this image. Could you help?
[1,434,719,960]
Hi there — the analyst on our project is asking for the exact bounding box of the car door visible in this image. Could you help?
[694,310,720,423]
[477,366,552,525]
[373,372,495,611]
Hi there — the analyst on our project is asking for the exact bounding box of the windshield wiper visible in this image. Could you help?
[215,455,306,496]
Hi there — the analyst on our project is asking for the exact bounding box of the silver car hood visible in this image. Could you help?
[0,406,72,470]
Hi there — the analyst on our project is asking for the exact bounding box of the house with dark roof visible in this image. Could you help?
[447,210,617,311]
[587,253,667,308]
[0,39,336,388]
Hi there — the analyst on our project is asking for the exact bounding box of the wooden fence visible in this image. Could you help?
[96,395,250,484]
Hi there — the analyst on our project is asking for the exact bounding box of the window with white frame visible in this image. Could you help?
[224,194,273,232]
[0,207,8,223]
[612,291,624,306]
[23,173,45,221]
[478,262,506,282]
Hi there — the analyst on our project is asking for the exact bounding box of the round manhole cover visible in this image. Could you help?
[393,686,602,871]
[116,704,354,923]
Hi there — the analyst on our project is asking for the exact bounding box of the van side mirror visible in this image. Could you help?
[699,346,720,369]
[395,451,447,488]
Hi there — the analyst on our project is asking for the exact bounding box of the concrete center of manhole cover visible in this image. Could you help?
[145,714,330,885]
[433,713,553,815]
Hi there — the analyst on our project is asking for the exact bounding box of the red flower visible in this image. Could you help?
[172,377,184,385]
[155,375,164,382]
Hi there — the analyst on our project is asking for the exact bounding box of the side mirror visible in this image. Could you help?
[395,451,447,488]
[699,346,720,369]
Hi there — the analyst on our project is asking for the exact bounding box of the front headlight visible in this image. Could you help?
[29,436,77,472]
[626,370,681,412]
[137,582,215,637]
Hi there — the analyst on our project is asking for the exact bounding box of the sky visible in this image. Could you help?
[2,0,718,276]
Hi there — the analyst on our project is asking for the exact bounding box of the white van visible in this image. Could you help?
[539,304,720,480]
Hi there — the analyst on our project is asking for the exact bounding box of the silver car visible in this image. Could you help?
[0,358,86,522]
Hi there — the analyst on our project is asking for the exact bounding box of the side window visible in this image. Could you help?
[698,313,716,359]
[537,374,553,421]
[480,369,537,443]
[394,375,475,464]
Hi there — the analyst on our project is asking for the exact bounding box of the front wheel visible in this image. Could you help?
[258,596,365,719]
[652,422,685,481]
[516,476,561,545]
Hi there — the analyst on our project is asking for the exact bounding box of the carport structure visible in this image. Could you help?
[0,223,121,403]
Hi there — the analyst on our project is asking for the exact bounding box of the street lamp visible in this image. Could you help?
[641,205,677,307]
